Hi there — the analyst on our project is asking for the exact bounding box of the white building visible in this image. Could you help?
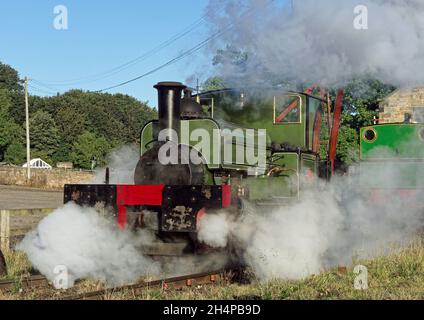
[22,158,52,170]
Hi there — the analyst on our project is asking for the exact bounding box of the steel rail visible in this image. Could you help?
[58,269,237,300]
[0,275,49,291]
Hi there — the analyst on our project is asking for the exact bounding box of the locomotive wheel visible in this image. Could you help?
[0,249,7,277]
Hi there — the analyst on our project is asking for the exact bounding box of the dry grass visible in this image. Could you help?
[2,240,424,300]
[0,250,32,280]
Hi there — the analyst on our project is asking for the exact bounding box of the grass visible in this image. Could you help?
[0,250,32,280]
[2,240,424,300]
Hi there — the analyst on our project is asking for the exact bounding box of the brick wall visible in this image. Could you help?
[0,167,94,190]
[379,87,424,124]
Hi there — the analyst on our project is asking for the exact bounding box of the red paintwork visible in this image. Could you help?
[222,184,231,208]
[328,89,344,176]
[275,84,318,123]
[196,208,206,230]
[116,185,165,229]
[115,184,232,229]
[312,88,327,154]
[275,99,299,123]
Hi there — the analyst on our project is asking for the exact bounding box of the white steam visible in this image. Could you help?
[198,158,424,281]
[93,145,140,184]
[205,0,424,87]
[17,202,160,287]
[198,213,233,248]
[17,145,230,288]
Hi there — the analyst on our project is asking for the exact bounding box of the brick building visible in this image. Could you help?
[379,87,424,124]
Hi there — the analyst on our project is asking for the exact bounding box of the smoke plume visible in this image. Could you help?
[93,145,140,184]
[197,146,424,280]
[17,202,230,288]
[17,202,160,287]
[205,0,424,88]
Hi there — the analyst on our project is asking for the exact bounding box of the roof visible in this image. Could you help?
[22,158,52,169]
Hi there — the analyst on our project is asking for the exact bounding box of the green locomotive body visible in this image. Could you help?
[357,122,424,209]
[139,88,334,204]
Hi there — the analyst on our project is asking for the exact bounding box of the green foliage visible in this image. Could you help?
[0,89,24,161]
[71,131,111,169]
[4,142,26,165]
[29,110,60,163]
[342,78,396,130]
[336,127,360,165]
[213,45,248,68]
[202,76,226,92]
[0,62,23,92]
[0,61,157,167]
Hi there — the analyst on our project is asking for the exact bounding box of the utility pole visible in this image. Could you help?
[24,77,31,180]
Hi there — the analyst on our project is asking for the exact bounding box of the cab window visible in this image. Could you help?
[274,95,301,124]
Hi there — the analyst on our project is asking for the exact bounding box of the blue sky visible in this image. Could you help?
[0,0,213,106]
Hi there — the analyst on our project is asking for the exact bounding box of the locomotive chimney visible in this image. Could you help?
[154,81,186,142]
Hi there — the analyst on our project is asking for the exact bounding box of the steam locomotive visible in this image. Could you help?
[1,82,423,274]
[62,81,344,256]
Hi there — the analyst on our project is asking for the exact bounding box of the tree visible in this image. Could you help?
[4,142,26,165]
[213,45,249,69]
[0,89,23,161]
[342,78,396,130]
[0,62,23,92]
[202,76,226,92]
[55,106,87,144]
[0,61,158,168]
[30,110,60,163]
[71,131,111,169]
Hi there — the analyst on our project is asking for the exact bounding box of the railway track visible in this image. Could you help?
[59,269,239,300]
[0,269,243,299]
[0,274,49,291]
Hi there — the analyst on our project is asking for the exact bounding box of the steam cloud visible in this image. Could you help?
[205,0,424,87]
[17,142,424,284]
[17,146,229,288]
[93,145,140,184]
[17,202,160,287]
[197,146,424,280]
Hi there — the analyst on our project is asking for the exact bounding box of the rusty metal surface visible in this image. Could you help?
[0,274,48,291]
[58,270,234,300]
[161,185,225,232]
[63,184,117,217]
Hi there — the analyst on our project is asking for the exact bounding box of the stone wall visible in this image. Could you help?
[0,167,94,190]
[379,87,424,123]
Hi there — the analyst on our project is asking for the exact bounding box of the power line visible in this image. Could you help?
[28,83,56,95]
[31,79,60,93]
[96,27,229,92]
[96,1,274,93]
[37,14,212,87]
